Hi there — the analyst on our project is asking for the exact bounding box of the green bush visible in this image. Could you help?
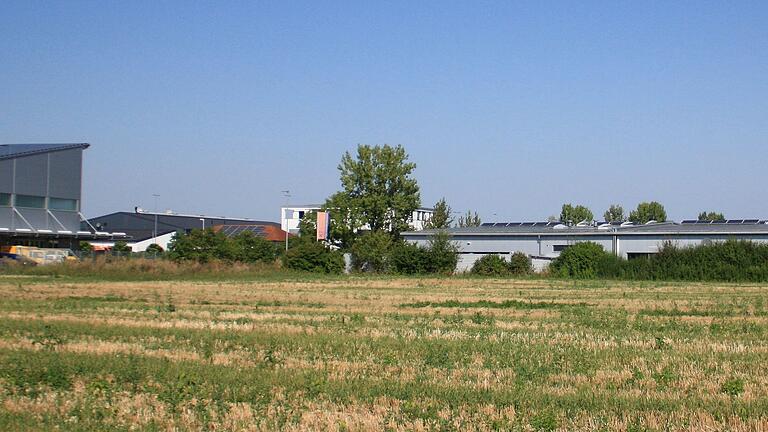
[425,231,459,274]
[232,231,278,264]
[509,251,533,275]
[389,241,430,274]
[112,241,132,254]
[550,242,609,278]
[471,254,509,276]
[623,240,768,282]
[471,252,533,276]
[282,241,344,274]
[145,243,164,255]
[167,229,281,264]
[350,230,393,272]
[167,229,235,263]
[388,234,459,275]
[551,239,768,282]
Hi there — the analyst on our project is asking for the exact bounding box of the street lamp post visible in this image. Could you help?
[281,190,291,252]
[152,194,160,242]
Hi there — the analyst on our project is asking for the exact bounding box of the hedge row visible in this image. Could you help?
[550,240,768,282]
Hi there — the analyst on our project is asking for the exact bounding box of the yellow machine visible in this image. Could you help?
[0,246,78,265]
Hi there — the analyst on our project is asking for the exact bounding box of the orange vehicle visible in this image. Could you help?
[0,246,78,265]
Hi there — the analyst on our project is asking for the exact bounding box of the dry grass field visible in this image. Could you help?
[1,275,767,431]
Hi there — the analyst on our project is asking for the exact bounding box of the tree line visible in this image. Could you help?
[160,142,731,276]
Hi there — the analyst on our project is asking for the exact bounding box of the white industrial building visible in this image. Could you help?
[281,204,434,234]
[402,220,768,273]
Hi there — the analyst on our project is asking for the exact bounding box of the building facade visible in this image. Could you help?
[281,204,434,234]
[402,220,768,273]
[0,143,123,249]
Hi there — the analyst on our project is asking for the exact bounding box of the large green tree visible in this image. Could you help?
[629,201,667,224]
[560,204,594,225]
[603,204,626,223]
[424,197,453,229]
[324,144,420,243]
[698,211,725,222]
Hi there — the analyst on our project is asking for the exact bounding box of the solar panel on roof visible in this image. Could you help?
[681,220,698,224]
[744,219,760,224]
[480,223,495,227]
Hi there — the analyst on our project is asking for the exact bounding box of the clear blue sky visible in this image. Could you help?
[2,1,767,222]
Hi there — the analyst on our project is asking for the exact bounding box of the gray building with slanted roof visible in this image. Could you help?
[402,220,768,272]
[1,143,124,248]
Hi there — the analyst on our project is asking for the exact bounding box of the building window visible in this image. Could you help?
[0,193,10,206]
[298,211,305,219]
[14,194,45,209]
[49,197,78,211]
[553,245,570,252]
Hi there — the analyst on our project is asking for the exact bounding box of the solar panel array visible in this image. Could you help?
[217,225,267,237]
[681,219,764,225]
[479,221,560,227]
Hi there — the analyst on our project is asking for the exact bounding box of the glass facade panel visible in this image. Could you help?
[14,195,45,208]
[49,197,78,211]
[0,193,10,206]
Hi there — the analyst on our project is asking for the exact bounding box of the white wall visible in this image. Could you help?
[281,206,434,234]
[130,232,177,252]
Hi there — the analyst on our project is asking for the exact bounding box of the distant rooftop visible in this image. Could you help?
[0,143,90,160]
[403,220,768,236]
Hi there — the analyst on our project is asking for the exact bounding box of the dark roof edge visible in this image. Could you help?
[0,143,90,160]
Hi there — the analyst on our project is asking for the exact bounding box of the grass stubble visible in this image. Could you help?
[0,277,767,431]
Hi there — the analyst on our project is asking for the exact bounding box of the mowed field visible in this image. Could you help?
[1,276,767,431]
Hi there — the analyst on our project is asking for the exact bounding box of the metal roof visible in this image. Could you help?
[0,143,90,160]
[85,211,280,242]
[402,221,768,237]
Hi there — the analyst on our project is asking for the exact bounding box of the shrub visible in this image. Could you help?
[550,242,609,278]
[350,230,393,272]
[471,255,509,276]
[79,241,93,257]
[389,241,430,275]
[282,241,344,274]
[112,241,131,255]
[425,231,459,274]
[167,229,235,263]
[232,231,278,264]
[508,251,533,275]
[145,243,164,256]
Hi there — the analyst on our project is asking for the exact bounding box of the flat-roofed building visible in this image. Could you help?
[281,203,434,234]
[402,220,768,273]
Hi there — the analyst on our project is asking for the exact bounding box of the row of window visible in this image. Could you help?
[0,193,78,211]
[414,211,432,222]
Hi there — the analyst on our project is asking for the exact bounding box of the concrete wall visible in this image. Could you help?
[0,149,84,233]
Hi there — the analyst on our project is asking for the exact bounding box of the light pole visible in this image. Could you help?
[281,190,291,252]
[152,194,160,241]
[200,218,205,230]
